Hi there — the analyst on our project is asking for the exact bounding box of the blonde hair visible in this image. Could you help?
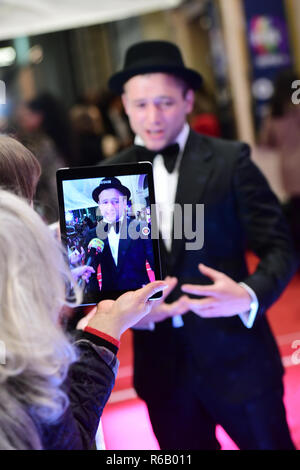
[0,189,82,449]
[0,134,41,202]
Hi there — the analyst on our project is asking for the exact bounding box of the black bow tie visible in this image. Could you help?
[103,220,121,234]
[134,143,180,173]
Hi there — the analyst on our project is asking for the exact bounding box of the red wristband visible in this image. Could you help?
[84,326,120,348]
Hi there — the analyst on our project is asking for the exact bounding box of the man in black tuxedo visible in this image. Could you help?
[104,41,297,449]
[85,176,154,293]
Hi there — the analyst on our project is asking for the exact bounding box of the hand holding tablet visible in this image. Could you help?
[57,162,163,305]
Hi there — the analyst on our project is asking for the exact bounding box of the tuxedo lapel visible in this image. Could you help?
[171,130,214,265]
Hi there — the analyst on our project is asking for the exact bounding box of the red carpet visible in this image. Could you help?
[102,254,300,450]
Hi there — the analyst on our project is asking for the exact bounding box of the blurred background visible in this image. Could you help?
[1,0,300,449]
[1,1,300,200]
[1,0,300,210]
[0,0,299,146]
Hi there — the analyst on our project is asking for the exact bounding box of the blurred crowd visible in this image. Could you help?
[258,69,300,256]
[0,69,299,256]
[0,83,222,225]
[5,90,134,223]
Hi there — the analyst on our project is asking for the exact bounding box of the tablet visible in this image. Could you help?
[56,162,162,305]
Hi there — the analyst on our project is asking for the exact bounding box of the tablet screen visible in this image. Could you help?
[57,163,162,304]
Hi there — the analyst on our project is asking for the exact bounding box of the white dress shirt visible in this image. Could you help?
[152,123,189,252]
[134,124,258,329]
[107,225,120,265]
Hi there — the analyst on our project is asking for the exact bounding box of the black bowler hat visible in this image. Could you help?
[108,40,203,94]
[92,177,131,203]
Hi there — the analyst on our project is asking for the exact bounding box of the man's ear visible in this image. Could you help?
[121,93,128,115]
[185,89,195,114]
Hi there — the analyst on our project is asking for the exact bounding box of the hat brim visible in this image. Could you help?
[92,184,131,204]
[108,64,203,94]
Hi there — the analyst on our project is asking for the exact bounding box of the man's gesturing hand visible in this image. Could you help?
[133,276,190,328]
[181,264,251,318]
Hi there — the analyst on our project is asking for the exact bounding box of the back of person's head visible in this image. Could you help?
[27,92,66,129]
[0,135,41,202]
[70,104,103,135]
[0,189,81,449]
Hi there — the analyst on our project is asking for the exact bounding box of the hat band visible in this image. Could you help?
[125,56,185,71]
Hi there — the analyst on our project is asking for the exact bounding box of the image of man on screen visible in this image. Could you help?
[84,176,155,293]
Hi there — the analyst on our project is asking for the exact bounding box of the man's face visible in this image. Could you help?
[122,73,194,151]
[98,188,127,223]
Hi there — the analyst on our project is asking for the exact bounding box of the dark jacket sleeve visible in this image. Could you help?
[41,331,118,450]
[233,143,298,315]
